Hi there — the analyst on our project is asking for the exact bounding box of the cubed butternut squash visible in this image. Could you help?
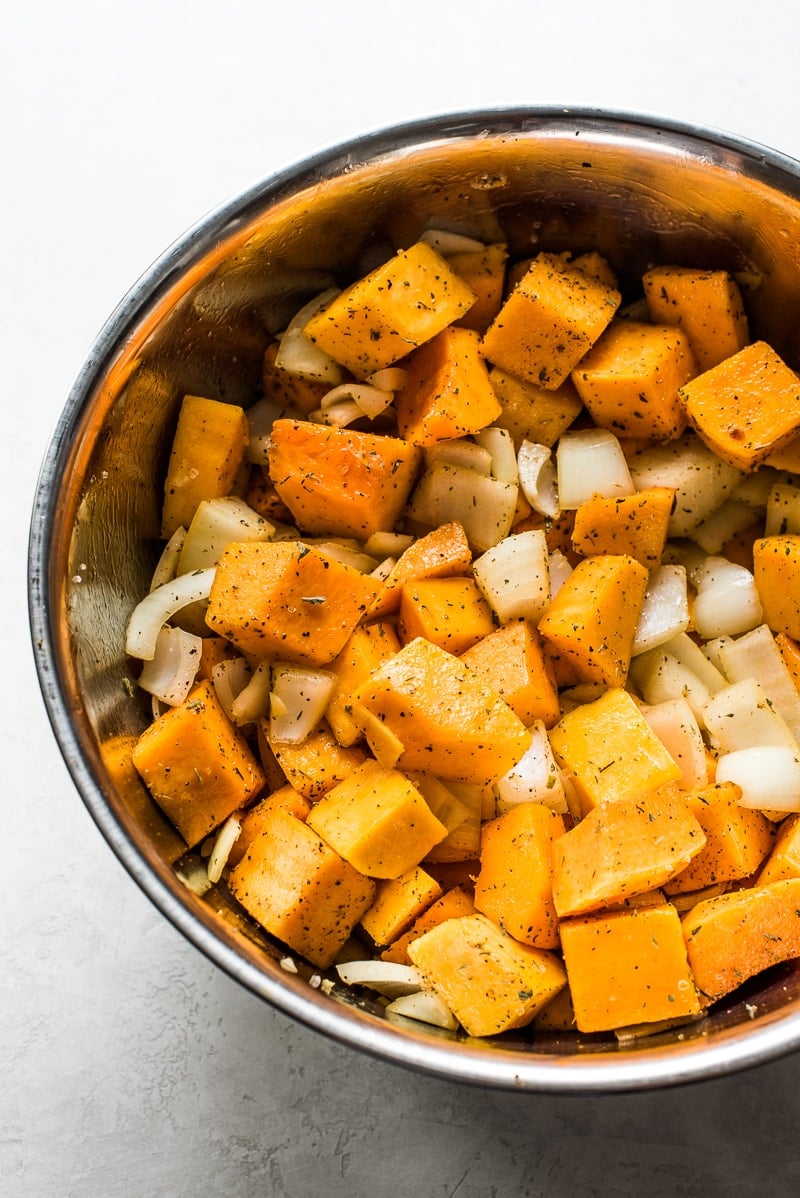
[131,680,265,847]
[560,903,701,1032]
[757,814,800,884]
[100,735,186,864]
[268,722,367,800]
[570,487,676,567]
[488,367,583,449]
[262,339,329,416]
[306,758,448,878]
[228,807,375,968]
[679,341,800,471]
[380,885,476,964]
[682,878,800,1000]
[663,781,775,894]
[548,688,682,817]
[407,913,567,1037]
[552,786,706,917]
[302,241,476,377]
[206,540,381,666]
[482,253,621,390]
[325,622,402,747]
[642,266,749,372]
[474,803,565,949]
[753,535,800,639]
[537,553,649,688]
[397,576,495,653]
[368,521,473,619]
[449,242,509,333]
[267,418,421,539]
[459,620,561,728]
[350,636,531,786]
[161,395,249,538]
[360,865,443,946]
[394,326,502,445]
[226,784,312,869]
[571,321,696,440]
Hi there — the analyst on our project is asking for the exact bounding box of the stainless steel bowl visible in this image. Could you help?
[29,108,800,1091]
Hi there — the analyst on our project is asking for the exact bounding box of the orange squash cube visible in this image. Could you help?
[397,576,495,653]
[131,680,265,847]
[449,242,509,333]
[757,814,800,884]
[226,784,311,869]
[228,807,375,968]
[664,781,775,894]
[482,253,621,390]
[268,723,367,800]
[474,803,565,949]
[571,321,696,440]
[395,327,502,445]
[642,265,749,371]
[206,540,380,666]
[325,622,402,747]
[161,395,249,538]
[368,521,473,619]
[679,341,800,471]
[360,865,442,946]
[753,535,800,639]
[306,758,447,878]
[460,619,561,728]
[407,913,567,1036]
[267,418,421,539]
[561,904,701,1032]
[303,241,476,377]
[380,885,476,964]
[570,486,676,567]
[488,367,583,449]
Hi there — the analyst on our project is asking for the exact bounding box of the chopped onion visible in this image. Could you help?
[693,556,763,639]
[211,656,253,722]
[640,698,707,790]
[517,441,559,518]
[206,815,242,883]
[308,399,363,427]
[363,530,415,558]
[475,427,518,484]
[424,439,493,475]
[730,466,779,509]
[629,648,714,726]
[175,858,212,896]
[320,382,394,419]
[149,526,187,592]
[547,549,573,599]
[126,567,216,661]
[495,721,567,814]
[556,428,634,509]
[269,664,336,744]
[366,367,408,391]
[689,499,756,555]
[662,633,728,695]
[472,530,550,622]
[313,540,379,573]
[628,432,743,537]
[231,661,273,725]
[406,461,517,552]
[178,496,275,574]
[632,565,689,656]
[275,288,343,383]
[246,396,301,464]
[419,228,485,255]
[137,625,202,706]
[385,990,460,1031]
[370,556,397,583]
[335,960,424,998]
[717,623,800,741]
[765,481,800,536]
[702,678,797,753]
[661,538,708,588]
[717,746,800,812]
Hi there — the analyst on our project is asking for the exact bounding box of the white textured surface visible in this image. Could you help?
[7,2,800,1194]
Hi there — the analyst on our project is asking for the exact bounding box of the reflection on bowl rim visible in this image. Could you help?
[28,106,800,1092]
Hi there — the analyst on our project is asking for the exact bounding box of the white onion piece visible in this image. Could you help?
[269,665,336,744]
[701,635,735,676]
[385,990,460,1031]
[366,367,408,391]
[662,633,728,694]
[689,499,756,555]
[693,556,763,639]
[556,428,634,509]
[730,467,779,509]
[308,399,363,427]
[149,526,187,592]
[547,549,573,599]
[406,462,517,552]
[517,441,559,518]
[629,649,713,726]
[472,530,550,622]
[314,540,379,573]
[363,530,415,558]
[717,746,800,812]
[370,556,397,583]
[206,816,242,884]
[475,426,519,484]
[320,382,394,418]
[717,623,800,741]
[246,396,301,464]
[661,539,708,588]
[495,721,567,814]
[231,661,273,725]
[765,482,800,536]
[424,439,493,475]
[276,287,343,383]
[126,567,216,661]
[419,228,485,255]
[335,960,424,998]
[178,496,274,574]
[632,565,690,656]
[211,656,253,723]
[175,858,212,896]
[640,698,707,790]
[628,432,743,537]
[702,679,797,753]
[137,625,202,706]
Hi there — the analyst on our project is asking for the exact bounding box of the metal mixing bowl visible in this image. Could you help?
[29,108,800,1091]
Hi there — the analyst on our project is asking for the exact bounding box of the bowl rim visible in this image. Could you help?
[29,105,800,1092]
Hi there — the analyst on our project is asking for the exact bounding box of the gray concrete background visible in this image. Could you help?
[7,1,800,1192]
